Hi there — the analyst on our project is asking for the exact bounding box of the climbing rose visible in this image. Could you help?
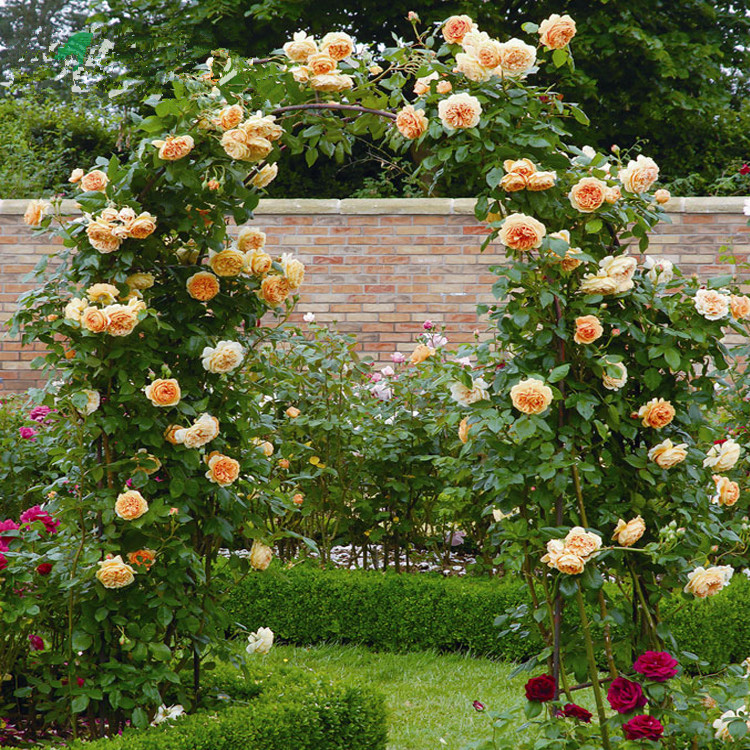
[623,715,664,741]
[633,651,678,682]
[559,703,591,723]
[607,677,646,714]
[438,93,482,129]
[524,675,555,702]
[538,14,576,49]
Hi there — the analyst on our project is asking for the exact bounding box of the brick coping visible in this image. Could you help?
[0,196,747,216]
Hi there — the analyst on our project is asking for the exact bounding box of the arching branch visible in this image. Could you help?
[270,103,397,120]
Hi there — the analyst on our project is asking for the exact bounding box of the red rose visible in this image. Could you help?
[740,164,750,176]
[623,714,664,741]
[633,651,678,682]
[36,562,53,575]
[607,677,646,714]
[561,703,592,723]
[28,634,45,652]
[525,674,556,702]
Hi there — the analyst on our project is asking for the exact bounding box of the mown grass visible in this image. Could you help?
[254,644,527,750]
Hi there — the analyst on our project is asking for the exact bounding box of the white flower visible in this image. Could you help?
[371,381,393,401]
[450,378,490,406]
[151,704,185,726]
[455,356,472,367]
[426,333,448,348]
[643,256,674,285]
[581,145,596,159]
[77,389,100,416]
[703,439,741,472]
[492,508,519,522]
[246,627,274,655]
[694,288,730,321]
[381,366,395,377]
[743,198,750,217]
[303,312,316,323]
[713,707,750,742]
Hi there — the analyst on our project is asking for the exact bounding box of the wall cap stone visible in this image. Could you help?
[1,196,747,216]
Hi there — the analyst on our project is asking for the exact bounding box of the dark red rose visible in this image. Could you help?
[28,634,44,651]
[36,562,53,575]
[633,651,678,682]
[561,703,592,723]
[623,714,664,741]
[525,674,556,703]
[77,677,85,687]
[740,164,750,176]
[607,677,646,714]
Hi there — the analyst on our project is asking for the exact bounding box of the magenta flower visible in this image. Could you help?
[28,635,45,651]
[19,427,37,441]
[423,320,434,330]
[19,506,61,535]
[633,651,678,682]
[472,700,484,711]
[391,352,406,364]
[623,715,664,741]
[0,553,6,571]
[29,405,52,422]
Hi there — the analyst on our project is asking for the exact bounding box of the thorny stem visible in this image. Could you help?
[270,103,397,120]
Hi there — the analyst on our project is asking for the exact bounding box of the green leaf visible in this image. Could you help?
[71,695,90,713]
[585,218,603,234]
[548,364,570,383]
[513,416,537,441]
[663,348,680,370]
[552,49,568,68]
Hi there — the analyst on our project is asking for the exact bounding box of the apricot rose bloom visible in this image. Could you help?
[396,105,429,140]
[126,272,155,290]
[454,53,491,83]
[712,475,740,507]
[654,189,671,204]
[283,31,317,63]
[527,171,557,191]
[308,52,337,76]
[684,565,733,599]
[80,170,109,192]
[565,527,602,560]
[86,218,122,254]
[450,378,490,406]
[104,304,140,336]
[86,283,119,305]
[538,14,577,50]
[637,398,675,429]
[498,39,537,78]
[281,254,306,289]
[648,439,688,469]
[114,490,149,521]
[612,517,646,547]
[64,297,87,322]
[69,168,84,183]
[414,72,439,95]
[237,227,266,253]
[600,255,637,293]
[247,249,273,275]
[96,556,136,589]
[694,289,729,321]
[81,306,108,333]
[540,540,585,575]
[205,452,241,486]
[260,275,291,307]
[500,173,526,192]
[173,414,220,449]
[730,294,750,320]
[310,73,354,92]
[128,549,156,569]
[510,378,553,414]
[458,417,471,444]
[127,212,157,239]
[618,155,659,193]
[249,540,273,571]
[251,164,279,189]
[23,199,51,227]
[213,104,244,130]
[499,213,546,251]
[319,32,354,61]
[152,135,195,161]
[209,248,246,277]
[703,439,741,472]
[569,177,607,213]
[579,271,618,296]
[186,271,220,301]
[201,340,245,374]
[410,343,435,365]
[144,378,181,407]
[573,315,603,345]
[442,15,477,44]
[438,93,482,130]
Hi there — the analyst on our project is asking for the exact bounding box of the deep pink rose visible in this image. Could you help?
[29,405,52,422]
[0,553,6,571]
[525,675,556,702]
[19,506,61,534]
[19,426,37,441]
[472,700,484,711]
[623,715,664,741]
[28,635,45,651]
[607,677,646,714]
[560,703,592,723]
[633,651,678,682]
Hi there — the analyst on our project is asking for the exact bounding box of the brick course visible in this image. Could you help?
[1,197,748,392]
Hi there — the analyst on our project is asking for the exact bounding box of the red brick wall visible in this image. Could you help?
[1,197,748,392]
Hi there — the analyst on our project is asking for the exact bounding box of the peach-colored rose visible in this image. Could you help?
[605,186,621,204]
[648,439,688,469]
[86,218,122,253]
[308,52,337,76]
[86,283,119,305]
[241,113,283,141]
[319,32,354,61]
[283,31,317,63]
[703,439,741,472]
[144,378,181,407]
[124,211,157,240]
[499,213,546,251]
[555,551,586,575]
[510,378,553,414]
[164,424,183,445]
[214,104,244,130]
[126,272,155,290]
[601,359,628,390]
[205,452,240,486]
[574,315,603,345]
[442,15,476,44]
[81,306,108,333]
[436,80,452,94]
[253,438,274,457]
[712,475,740,507]
[174,413,220,449]
[454,52,490,82]
[569,177,607,213]
[104,304,140,336]
[538,14,577,50]
[503,158,536,178]
[249,540,273,570]
[260,276,291,307]
[127,549,156,569]
[64,297,87,322]
[497,39,537,78]
[79,169,109,192]
[527,171,556,191]
[473,39,504,70]
[438,93,482,129]
[293,493,304,505]
[684,565,733,599]
[565,527,602,560]
[245,136,274,163]
[114,490,148,520]
[201,340,244,374]
[638,398,675,429]
[654,189,671,205]
[237,227,266,253]
[612,517,645,547]
[560,247,583,271]
[69,168,84,183]
[458,417,471,444]
[23,199,51,227]
[599,255,637,293]
[579,272,618,295]
[286,407,301,418]
[540,539,566,569]
[396,105,428,139]
[186,271,220,301]
[694,289,729,321]
[281,254,305,289]
[309,73,354,92]
[618,155,659,193]
[152,135,194,161]
[730,294,750,321]
[209,248,246,277]
[500,173,526,192]
[250,164,278,189]
[409,343,435,365]
[414,71,438,95]
[221,129,252,161]
[246,249,273,275]
[96,555,135,589]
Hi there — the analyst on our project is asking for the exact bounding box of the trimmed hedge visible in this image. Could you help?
[68,663,387,750]
[223,566,750,670]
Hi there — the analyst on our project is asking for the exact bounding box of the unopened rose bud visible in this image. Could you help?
[292,493,304,506]
[368,65,383,75]
[285,407,301,418]
[168,507,179,516]
[278,458,290,469]
[407,10,419,22]
[611,328,621,336]
[611,144,620,154]
[207,179,221,191]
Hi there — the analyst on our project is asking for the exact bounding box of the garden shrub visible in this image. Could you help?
[224,566,750,670]
[67,662,387,750]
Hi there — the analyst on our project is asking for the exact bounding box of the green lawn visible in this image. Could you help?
[256,644,527,750]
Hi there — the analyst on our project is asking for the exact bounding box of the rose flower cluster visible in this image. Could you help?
[63,282,147,337]
[283,30,355,92]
